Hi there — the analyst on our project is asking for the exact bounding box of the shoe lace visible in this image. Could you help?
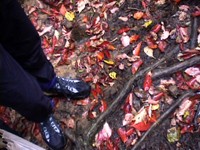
[49,117,60,134]
[59,77,80,93]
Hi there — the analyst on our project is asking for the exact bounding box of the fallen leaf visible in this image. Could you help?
[77,0,89,13]
[133,11,144,20]
[118,16,129,22]
[123,113,134,126]
[95,122,112,147]
[65,11,75,21]
[167,127,181,143]
[121,34,130,47]
[144,46,155,58]
[109,72,117,79]
[133,107,147,124]
[117,128,128,143]
[103,59,115,65]
[143,20,153,28]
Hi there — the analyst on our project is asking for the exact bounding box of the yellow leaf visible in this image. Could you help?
[109,72,117,79]
[143,20,153,28]
[65,11,75,21]
[103,59,115,65]
[151,104,160,110]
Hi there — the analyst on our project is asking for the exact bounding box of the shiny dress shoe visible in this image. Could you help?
[39,115,66,150]
[47,77,91,100]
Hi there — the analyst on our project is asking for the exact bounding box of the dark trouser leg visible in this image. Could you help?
[0,0,55,87]
[0,44,53,123]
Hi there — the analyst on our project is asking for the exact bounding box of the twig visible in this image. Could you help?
[131,91,195,150]
[86,45,180,141]
[152,55,200,79]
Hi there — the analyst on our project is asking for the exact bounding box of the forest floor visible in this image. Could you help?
[1,0,200,150]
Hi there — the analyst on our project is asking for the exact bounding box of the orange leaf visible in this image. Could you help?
[133,11,144,20]
[97,51,105,61]
[130,34,140,43]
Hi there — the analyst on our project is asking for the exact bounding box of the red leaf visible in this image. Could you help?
[158,40,167,52]
[146,36,157,49]
[126,128,135,136]
[133,41,142,56]
[153,92,164,101]
[143,71,152,91]
[99,41,116,50]
[130,34,140,43]
[192,10,200,17]
[117,27,131,34]
[131,121,151,131]
[132,59,143,74]
[151,24,161,33]
[99,100,108,113]
[117,128,128,143]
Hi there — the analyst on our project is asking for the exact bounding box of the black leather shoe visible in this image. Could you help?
[47,77,91,100]
[39,115,66,150]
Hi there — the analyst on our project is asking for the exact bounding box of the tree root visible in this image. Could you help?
[131,91,195,150]
[152,55,200,79]
[86,45,180,142]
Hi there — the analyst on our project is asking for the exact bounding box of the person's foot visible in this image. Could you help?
[39,115,66,150]
[47,77,91,100]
